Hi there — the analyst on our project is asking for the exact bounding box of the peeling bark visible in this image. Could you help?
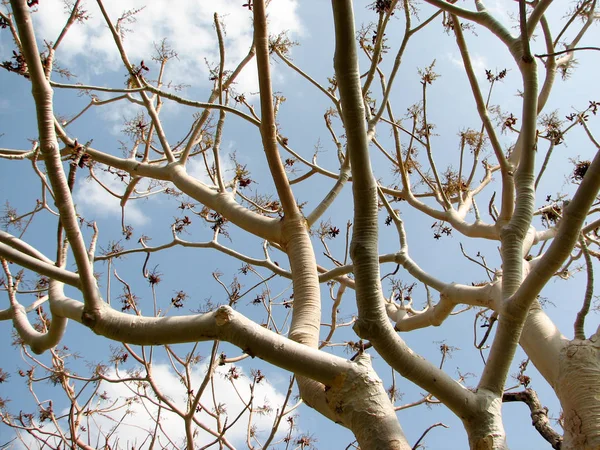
[503,388,562,449]
[556,339,600,450]
[463,392,506,450]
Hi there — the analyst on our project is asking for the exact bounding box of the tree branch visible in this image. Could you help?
[10,0,101,311]
[503,388,562,449]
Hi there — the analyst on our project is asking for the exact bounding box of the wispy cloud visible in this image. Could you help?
[34,0,303,93]
[447,51,488,81]
[13,363,290,448]
[484,0,515,29]
[74,168,149,226]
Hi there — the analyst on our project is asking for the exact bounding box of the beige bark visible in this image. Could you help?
[521,304,600,450]
[3,0,600,448]
[557,337,600,449]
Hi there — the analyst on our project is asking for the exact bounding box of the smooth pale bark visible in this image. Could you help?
[520,304,600,449]
[60,146,284,244]
[0,241,80,287]
[331,2,508,448]
[329,1,416,448]
[557,337,600,449]
[463,392,506,450]
[39,291,408,449]
[5,0,600,448]
[515,137,600,447]
[4,1,416,447]
[10,0,101,312]
[10,282,68,354]
[474,2,539,403]
[332,2,507,448]
[282,217,321,347]
[450,5,539,448]
[519,304,566,388]
[252,0,337,436]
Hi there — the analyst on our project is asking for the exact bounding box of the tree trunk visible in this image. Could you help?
[556,338,600,449]
[521,304,600,449]
[463,391,507,450]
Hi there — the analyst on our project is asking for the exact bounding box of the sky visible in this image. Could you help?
[1,0,599,448]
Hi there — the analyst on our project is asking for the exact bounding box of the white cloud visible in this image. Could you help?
[484,0,515,29]
[12,363,290,449]
[95,97,145,136]
[447,51,488,80]
[74,168,149,225]
[34,0,303,92]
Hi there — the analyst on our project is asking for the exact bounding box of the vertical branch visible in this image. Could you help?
[214,13,225,105]
[537,16,556,112]
[421,80,451,209]
[212,107,228,193]
[501,51,538,300]
[253,0,298,217]
[574,236,594,340]
[452,15,513,223]
[519,1,534,63]
[534,141,555,190]
[96,0,175,163]
[253,0,321,351]
[45,0,83,78]
[252,10,327,436]
[10,0,101,312]
[212,13,227,192]
[480,25,540,392]
[331,3,410,447]
[332,0,474,429]
[361,0,398,96]
[526,0,555,39]
[179,30,256,164]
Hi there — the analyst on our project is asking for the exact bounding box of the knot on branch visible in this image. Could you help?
[352,317,381,340]
[215,305,234,326]
[325,354,392,430]
[349,239,375,262]
[81,309,98,329]
[40,141,60,157]
[279,215,310,248]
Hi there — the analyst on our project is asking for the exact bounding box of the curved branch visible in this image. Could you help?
[573,235,594,340]
[306,159,351,227]
[253,0,298,217]
[332,0,475,421]
[395,281,499,332]
[9,281,69,354]
[11,0,101,310]
[424,0,516,48]
[452,15,513,223]
[502,388,562,449]
[0,242,80,287]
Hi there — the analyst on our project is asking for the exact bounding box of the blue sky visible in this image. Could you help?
[1,0,600,448]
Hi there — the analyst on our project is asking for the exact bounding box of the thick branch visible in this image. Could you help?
[10,0,101,311]
[332,0,475,423]
[479,35,539,396]
[253,0,298,216]
[503,388,562,449]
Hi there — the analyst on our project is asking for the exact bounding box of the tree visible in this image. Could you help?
[0,0,599,448]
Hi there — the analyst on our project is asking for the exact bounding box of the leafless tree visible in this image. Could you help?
[1,0,599,449]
